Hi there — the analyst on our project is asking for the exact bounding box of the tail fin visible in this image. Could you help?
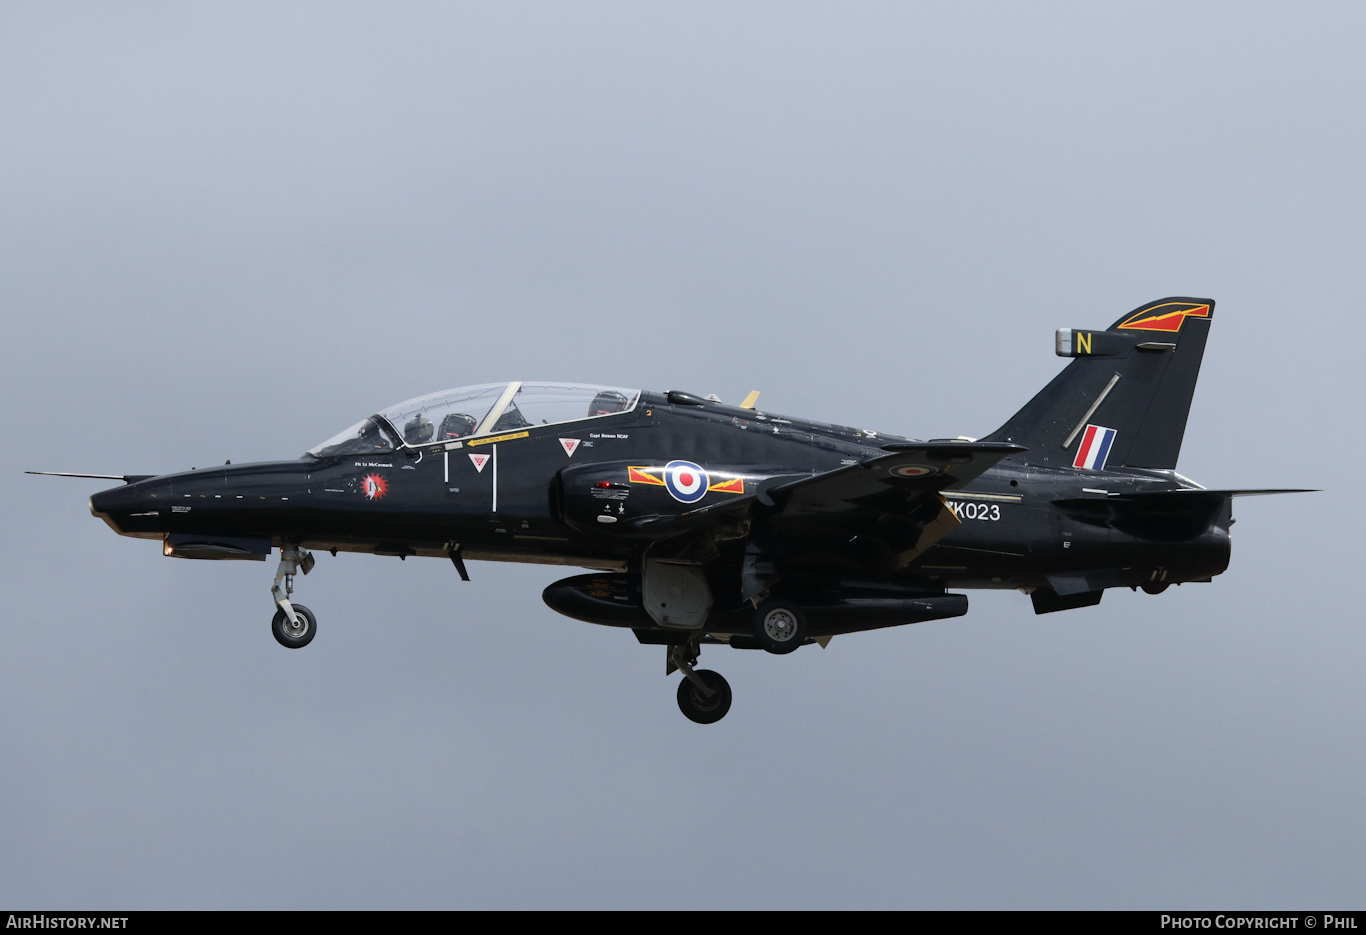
[983,297,1214,471]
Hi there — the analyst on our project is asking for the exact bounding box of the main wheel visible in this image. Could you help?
[752,599,807,654]
[271,604,317,649]
[676,669,732,724]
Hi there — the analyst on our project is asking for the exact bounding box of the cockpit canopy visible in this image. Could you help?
[307,382,640,458]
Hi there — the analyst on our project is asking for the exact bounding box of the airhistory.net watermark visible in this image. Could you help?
[5,917,128,929]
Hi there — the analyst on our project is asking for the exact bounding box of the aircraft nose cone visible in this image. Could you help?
[89,483,133,516]
[89,479,162,535]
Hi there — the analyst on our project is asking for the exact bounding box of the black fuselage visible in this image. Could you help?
[90,389,1230,637]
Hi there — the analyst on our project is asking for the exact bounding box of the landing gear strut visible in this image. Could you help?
[270,544,317,648]
[669,640,732,724]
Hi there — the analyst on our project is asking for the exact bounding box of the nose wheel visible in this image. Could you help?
[676,668,731,723]
[270,544,318,648]
[272,604,316,648]
[668,640,732,723]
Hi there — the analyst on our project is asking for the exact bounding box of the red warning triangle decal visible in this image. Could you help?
[559,438,581,457]
[468,453,490,473]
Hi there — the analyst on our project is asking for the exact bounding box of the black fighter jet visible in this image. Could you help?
[43,297,1306,723]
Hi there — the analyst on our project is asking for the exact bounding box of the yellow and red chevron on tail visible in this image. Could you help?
[1116,302,1211,333]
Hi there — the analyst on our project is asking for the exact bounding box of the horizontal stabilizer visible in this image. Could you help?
[1049,487,1315,543]
[1100,488,1317,502]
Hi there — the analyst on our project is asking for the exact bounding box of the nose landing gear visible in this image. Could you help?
[676,668,732,723]
[669,640,732,724]
[270,544,317,649]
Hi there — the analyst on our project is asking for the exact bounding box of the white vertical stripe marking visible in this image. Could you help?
[1063,373,1122,449]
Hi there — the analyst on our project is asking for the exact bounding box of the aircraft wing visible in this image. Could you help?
[614,442,1025,563]
[760,442,1027,516]
[756,441,1027,567]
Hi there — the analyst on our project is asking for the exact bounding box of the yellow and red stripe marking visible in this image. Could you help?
[628,466,665,486]
[1117,303,1211,333]
[628,466,745,494]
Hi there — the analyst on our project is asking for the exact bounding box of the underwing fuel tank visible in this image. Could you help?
[542,574,969,635]
[543,574,652,627]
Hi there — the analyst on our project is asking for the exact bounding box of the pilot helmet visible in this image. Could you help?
[404,413,434,444]
[589,390,629,416]
[438,412,478,439]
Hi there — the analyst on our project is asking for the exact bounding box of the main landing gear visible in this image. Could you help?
[752,599,807,654]
[270,544,317,649]
[669,640,732,724]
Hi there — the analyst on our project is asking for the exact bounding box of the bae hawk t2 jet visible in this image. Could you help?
[48,297,1307,723]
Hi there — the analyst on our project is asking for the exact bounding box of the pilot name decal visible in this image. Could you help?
[354,462,393,468]
[361,474,389,500]
[1073,425,1117,471]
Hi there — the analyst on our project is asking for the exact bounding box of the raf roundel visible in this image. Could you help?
[891,464,938,478]
[663,460,709,503]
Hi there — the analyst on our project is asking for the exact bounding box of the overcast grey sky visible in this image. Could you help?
[2,2,1362,908]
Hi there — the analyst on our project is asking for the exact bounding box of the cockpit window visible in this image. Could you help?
[307,418,397,458]
[486,383,640,431]
[307,382,641,457]
[380,383,508,444]
[588,389,631,415]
